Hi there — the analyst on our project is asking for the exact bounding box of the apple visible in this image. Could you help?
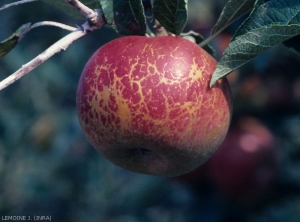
[207,117,277,200]
[76,36,232,177]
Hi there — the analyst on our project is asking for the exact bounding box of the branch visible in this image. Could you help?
[0,0,37,12]
[29,21,77,32]
[0,27,85,91]
[65,0,98,21]
[65,0,105,28]
[0,8,106,90]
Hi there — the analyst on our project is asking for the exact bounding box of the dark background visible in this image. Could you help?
[0,0,300,221]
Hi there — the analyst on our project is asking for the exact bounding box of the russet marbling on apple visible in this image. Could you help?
[76,36,232,176]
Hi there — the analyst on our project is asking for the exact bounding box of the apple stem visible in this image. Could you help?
[146,26,155,37]
[154,20,169,36]
[0,0,37,11]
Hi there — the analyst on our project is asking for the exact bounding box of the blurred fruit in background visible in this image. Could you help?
[207,116,278,201]
[175,117,278,200]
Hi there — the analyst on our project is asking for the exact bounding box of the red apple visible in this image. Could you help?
[76,36,232,177]
[207,117,278,199]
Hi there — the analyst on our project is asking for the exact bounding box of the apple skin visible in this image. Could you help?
[76,36,232,177]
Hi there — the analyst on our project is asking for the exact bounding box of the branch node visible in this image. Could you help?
[88,9,106,29]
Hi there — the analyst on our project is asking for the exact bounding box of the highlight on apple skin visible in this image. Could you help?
[76,36,232,177]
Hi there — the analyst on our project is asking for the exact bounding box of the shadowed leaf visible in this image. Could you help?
[152,0,188,36]
[283,34,300,54]
[99,0,146,35]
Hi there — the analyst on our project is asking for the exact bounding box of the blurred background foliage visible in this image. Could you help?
[0,0,300,221]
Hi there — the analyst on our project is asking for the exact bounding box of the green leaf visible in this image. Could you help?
[210,0,300,86]
[98,0,113,24]
[152,0,188,36]
[211,0,256,36]
[180,31,215,56]
[0,23,31,58]
[211,24,300,86]
[234,0,300,37]
[99,0,146,35]
[42,0,101,20]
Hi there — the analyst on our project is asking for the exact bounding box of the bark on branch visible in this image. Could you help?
[0,0,106,90]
